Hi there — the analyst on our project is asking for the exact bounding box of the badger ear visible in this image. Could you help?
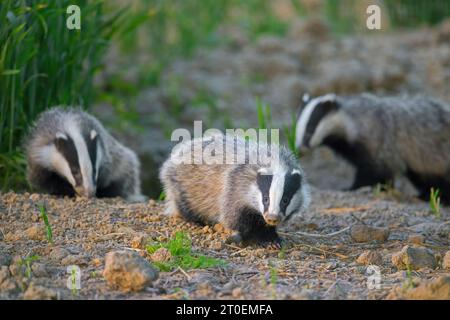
[257,167,272,176]
[55,132,67,140]
[302,93,311,104]
[90,130,98,140]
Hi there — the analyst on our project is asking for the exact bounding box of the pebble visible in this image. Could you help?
[0,266,19,293]
[31,263,49,277]
[49,247,69,261]
[61,254,89,266]
[103,250,159,292]
[356,250,383,266]
[350,225,390,243]
[231,287,243,298]
[391,245,437,270]
[23,283,58,300]
[131,235,146,249]
[150,248,172,263]
[407,234,425,245]
[0,252,12,266]
[403,276,450,300]
[443,251,450,270]
[25,224,45,241]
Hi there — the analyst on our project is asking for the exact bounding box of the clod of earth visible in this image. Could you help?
[23,283,58,300]
[407,234,425,245]
[150,248,172,263]
[443,251,450,270]
[0,266,19,294]
[350,224,390,243]
[356,250,383,266]
[403,276,450,300]
[391,245,437,270]
[25,224,45,241]
[103,250,159,292]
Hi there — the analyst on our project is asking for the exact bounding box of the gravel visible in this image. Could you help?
[0,189,448,300]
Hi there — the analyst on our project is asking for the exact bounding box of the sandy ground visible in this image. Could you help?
[1,187,449,300]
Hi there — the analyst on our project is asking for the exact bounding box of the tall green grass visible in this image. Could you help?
[0,1,123,192]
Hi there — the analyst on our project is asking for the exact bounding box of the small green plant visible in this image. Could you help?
[429,188,441,218]
[283,114,298,157]
[256,97,271,130]
[146,231,225,272]
[158,191,166,201]
[18,255,40,279]
[268,262,278,299]
[402,264,417,290]
[39,203,53,244]
[70,267,78,296]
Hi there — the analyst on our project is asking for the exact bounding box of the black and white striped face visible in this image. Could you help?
[295,94,340,150]
[256,167,307,226]
[51,126,102,198]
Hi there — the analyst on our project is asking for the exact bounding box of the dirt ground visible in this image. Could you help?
[1,185,449,300]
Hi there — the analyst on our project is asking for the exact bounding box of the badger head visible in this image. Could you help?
[295,93,342,152]
[254,166,310,226]
[48,126,102,198]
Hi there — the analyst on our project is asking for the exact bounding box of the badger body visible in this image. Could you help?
[295,93,450,202]
[25,107,145,202]
[160,134,310,246]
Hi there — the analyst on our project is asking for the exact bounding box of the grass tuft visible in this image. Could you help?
[429,187,441,218]
[146,231,225,272]
[39,203,53,244]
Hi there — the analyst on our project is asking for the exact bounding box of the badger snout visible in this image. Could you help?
[74,186,96,198]
[263,213,280,226]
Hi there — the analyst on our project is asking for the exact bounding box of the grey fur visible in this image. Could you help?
[160,134,310,245]
[296,93,450,200]
[25,107,145,202]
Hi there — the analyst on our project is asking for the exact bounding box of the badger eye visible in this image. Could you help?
[263,196,269,205]
[282,197,289,205]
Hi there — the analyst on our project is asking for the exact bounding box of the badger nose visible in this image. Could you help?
[75,186,96,198]
[263,213,280,226]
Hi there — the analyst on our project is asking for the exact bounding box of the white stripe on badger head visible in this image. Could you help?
[66,122,95,195]
[268,171,285,216]
[40,144,76,187]
[295,94,336,149]
[95,139,102,182]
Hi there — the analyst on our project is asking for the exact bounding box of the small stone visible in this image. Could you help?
[61,254,89,266]
[0,266,19,293]
[103,250,158,292]
[92,258,102,267]
[0,252,12,266]
[29,193,41,202]
[443,251,450,270]
[150,248,172,263]
[356,250,383,266]
[350,225,389,243]
[31,263,49,277]
[213,223,225,233]
[232,287,243,298]
[408,234,425,245]
[49,247,69,261]
[210,241,223,251]
[404,276,450,300]
[202,226,210,234]
[24,283,58,300]
[391,245,437,270]
[25,224,45,241]
[148,199,156,206]
[131,235,146,249]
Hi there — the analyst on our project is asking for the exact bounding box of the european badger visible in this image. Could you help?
[25,107,145,202]
[295,93,450,202]
[159,134,310,247]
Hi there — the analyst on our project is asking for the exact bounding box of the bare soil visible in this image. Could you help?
[1,188,449,300]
